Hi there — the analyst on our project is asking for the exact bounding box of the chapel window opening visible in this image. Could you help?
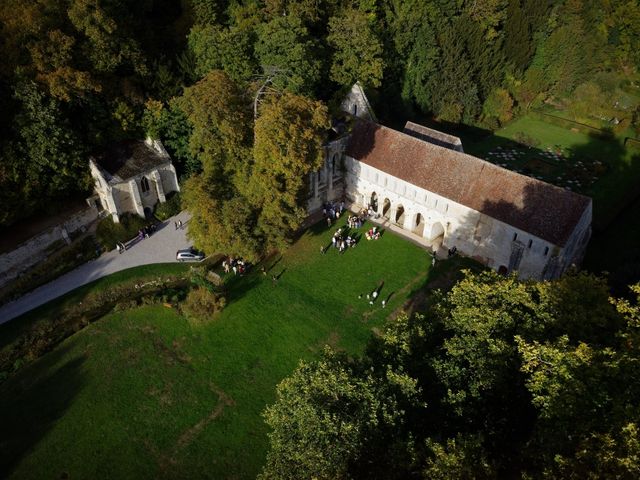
[544,246,549,256]
[528,239,533,249]
[141,176,150,194]
[513,233,518,241]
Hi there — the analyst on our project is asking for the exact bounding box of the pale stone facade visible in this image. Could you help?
[342,157,591,280]
[309,86,592,280]
[89,138,179,223]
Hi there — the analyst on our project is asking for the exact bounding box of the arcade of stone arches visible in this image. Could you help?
[365,191,445,245]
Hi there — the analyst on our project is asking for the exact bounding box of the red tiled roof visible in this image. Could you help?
[346,121,591,246]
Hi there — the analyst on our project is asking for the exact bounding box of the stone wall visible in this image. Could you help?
[0,207,98,288]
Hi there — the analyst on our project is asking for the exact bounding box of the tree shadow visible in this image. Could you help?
[0,342,86,477]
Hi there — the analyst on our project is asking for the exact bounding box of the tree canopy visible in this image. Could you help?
[260,271,640,478]
[0,0,638,236]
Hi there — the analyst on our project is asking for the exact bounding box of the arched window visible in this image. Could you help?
[141,176,150,194]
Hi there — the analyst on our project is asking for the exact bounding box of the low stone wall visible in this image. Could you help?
[0,207,98,289]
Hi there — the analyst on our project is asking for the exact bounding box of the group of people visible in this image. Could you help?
[222,257,250,275]
[365,226,381,241]
[323,201,345,226]
[115,223,157,253]
[358,288,387,307]
[137,224,156,241]
[360,204,378,219]
[329,226,358,253]
[347,214,365,229]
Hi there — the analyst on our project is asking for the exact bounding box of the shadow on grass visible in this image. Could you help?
[0,342,85,478]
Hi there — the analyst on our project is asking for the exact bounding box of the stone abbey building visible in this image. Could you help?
[309,85,592,280]
[89,138,180,222]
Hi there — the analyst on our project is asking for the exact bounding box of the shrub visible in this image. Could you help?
[181,287,226,323]
[154,192,182,221]
[513,131,540,148]
[95,213,148,251]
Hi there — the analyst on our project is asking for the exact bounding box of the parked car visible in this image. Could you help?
[176,248,205,262]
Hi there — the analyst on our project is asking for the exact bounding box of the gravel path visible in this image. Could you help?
[0,211,193,325]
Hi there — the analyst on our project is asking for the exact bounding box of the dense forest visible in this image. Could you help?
[1,0,639,232]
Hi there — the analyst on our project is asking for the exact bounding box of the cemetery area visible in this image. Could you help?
[465,115,616,194]
[464,114,640,227]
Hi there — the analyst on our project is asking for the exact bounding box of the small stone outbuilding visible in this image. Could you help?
[88,138,179,222]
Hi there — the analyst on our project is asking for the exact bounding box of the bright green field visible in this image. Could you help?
[0,218,432,480]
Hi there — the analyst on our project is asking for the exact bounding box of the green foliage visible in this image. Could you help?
[401,23,440,112]
[260,349,421,480]
[154,192,182,221]
[181,286,226,323]
[1,0,639,229]
[431,20,481,123]
[248,93,330,249]
[261,270,640,478]
[327,8,384,89]
[95,213,148,251]
[12,79,90,199]
[188,24,257,83]
[255,16,323,95]
[482,88,514,127]
[178,70,252,172]
[142,99,198,176]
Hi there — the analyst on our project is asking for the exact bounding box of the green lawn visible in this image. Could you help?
[0,217,433,480]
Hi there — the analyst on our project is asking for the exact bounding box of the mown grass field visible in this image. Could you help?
[0,217,437,480]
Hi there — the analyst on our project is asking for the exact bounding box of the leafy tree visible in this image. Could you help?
[327,8,384,88]
[466,0,508,40]
[188,24,257,83]
[177,70,262,258]
[255,16,323,95]
[67,0,147,76]
[422,435,495,479]
[260,349,421,480]
[431,21,481,123]
[181,173,262,260]
[482,88,514,127]
[142,99,197,174]
[263,0,337,26]
[401,27,440,113]
[177,70,252,175]
[247,93,329,249]
[190,0,226,25]
[27,29,101,102]
[260,270,640,478]
[12,80,90,200]
[517,283,640,478]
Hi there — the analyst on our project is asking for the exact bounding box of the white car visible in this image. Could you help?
[176,248,205,262]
